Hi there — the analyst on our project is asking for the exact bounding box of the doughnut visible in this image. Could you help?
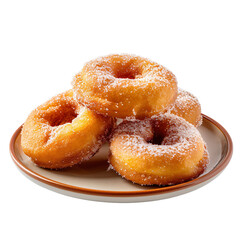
[109,113,209,186]
[166,89,202,127]
[21,90,115,169]
[72,54,178,119]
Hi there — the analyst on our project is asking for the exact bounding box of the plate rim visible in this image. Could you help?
[9,114,233,197]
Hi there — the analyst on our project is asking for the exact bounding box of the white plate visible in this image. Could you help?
[10,115,232,202]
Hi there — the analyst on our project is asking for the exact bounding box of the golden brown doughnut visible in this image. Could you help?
[21,90,115,169]
[109,113,209,186]
[166,89,202,127]
[72,54,178,119]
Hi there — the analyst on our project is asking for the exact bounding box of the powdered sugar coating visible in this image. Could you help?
[21,90,115,169]
[72,54,178,119]
[109,113,209,186]
[165,88,202,127]
[112,114,203,158]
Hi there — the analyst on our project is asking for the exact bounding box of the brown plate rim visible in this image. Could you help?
[9,114,233,197]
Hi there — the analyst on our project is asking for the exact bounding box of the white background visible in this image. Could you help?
[1,1,239,239]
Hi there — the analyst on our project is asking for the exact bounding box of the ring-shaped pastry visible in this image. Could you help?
[109,113,209,186]
[73,54,178,119]
[21,90,115,169]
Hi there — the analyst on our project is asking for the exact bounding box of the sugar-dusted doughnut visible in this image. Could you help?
[109,113,209,186]
[72,54,178,119]
[166,89,202,127]
[21,90,115,169]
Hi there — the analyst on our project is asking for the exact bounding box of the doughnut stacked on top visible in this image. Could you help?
[21,54,209,186]
[72,54,178,119]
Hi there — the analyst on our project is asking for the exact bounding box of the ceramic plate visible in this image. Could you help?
[10,114,233,202]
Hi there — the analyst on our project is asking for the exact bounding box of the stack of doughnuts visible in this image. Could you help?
[21,54,209,186]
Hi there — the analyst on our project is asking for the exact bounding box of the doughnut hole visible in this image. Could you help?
[150,120,170,145]
[43,101,78,127]
[113,62,142,80]
[114,68,139,79]
[148,128,179,147]
[150,134,164,145]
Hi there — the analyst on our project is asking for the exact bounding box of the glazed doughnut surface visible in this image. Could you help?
[109,114,209,186]
[21,90,114,169]
[166,89,202,127]
[73,54,178,119]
